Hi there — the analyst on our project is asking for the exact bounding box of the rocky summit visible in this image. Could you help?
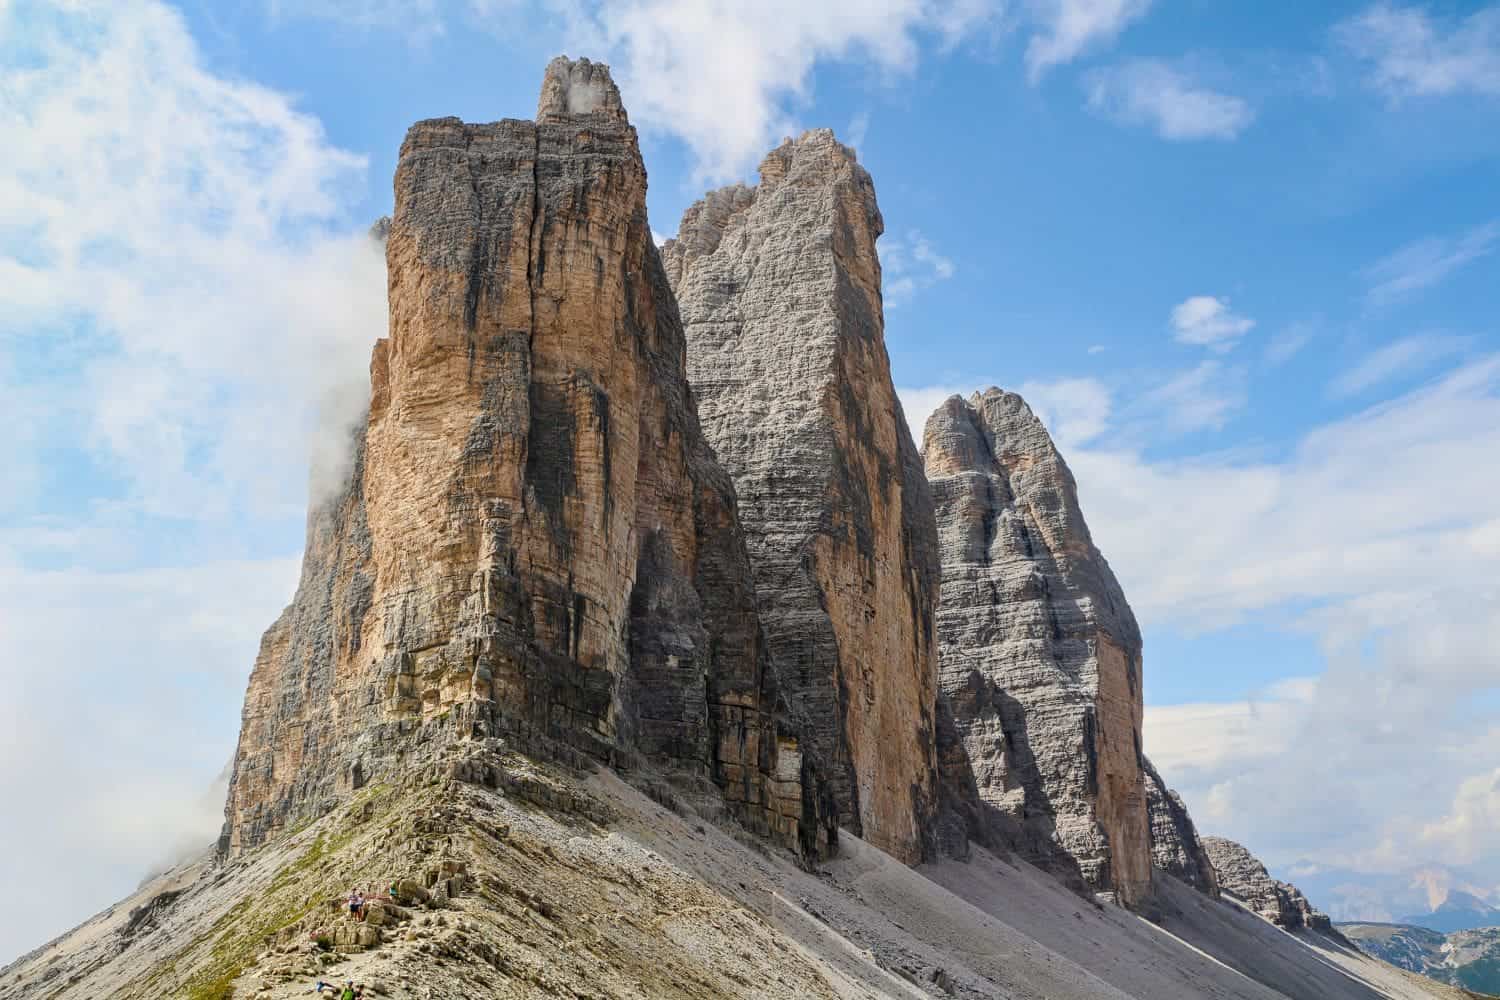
[922,390,1152,906]
[0,56,1476,1000]
[1203,836,1335,931]
[663,130,940,864]
[223,55,834,864]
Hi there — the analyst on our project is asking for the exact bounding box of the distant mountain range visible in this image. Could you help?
[1341,923,1500,994]
[1284,862,1500,931]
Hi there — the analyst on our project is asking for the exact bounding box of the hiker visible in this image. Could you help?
[347,889,364,920]
[387,881,399,904]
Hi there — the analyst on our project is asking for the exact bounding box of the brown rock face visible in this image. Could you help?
[1144,756,1220,897]
[923,390,1151,905]
[663,130,941,864]
[223,57,834,859]
[1202,836,1332,930]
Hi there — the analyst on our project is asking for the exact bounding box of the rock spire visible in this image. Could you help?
[223,57,834,859]
[664,129,941,864]
[923,389,1152,905]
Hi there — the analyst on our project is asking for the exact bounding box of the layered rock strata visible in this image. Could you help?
[1202,836,1333,930]
[1144,756,1220,896]
[223,57,834,859]
[662,130,941,864]
[923,389,1151,905]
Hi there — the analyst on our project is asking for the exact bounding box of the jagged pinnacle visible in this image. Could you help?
[537,55,627,123]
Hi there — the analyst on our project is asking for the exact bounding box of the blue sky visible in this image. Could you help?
[3,0,1499,961]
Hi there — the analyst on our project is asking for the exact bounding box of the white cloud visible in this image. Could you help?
[1080,357,1500,625]
[847,109,871,149]
[1338,2,1500,100]
[1006,376,1111,448]
[1147,678,1318,791]
[1422,768,1500,865]
[0,0,381,963]
[1085,60,1253,140]
[1087,358,1500,874]
[1329,333,1470,397]
[1170,294,1255,350]
[1139,359,1246,433]
[882,229,957,308]
[0,556,298,961]
[559,0,998,180]
[1264,321,1315,365]
[0,1,383,526]
[1363,221,1500,306]
[1024,0,1152,80]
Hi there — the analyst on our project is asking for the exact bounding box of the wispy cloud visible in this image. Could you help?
[1264,321,1316,365]
[1363,222,1500,306]
[1024,0,1153,80]
[1141,360,1247,433]
[1170,295,1256,350]
[0,0,383,527]
[0,0,380,962]
[1105,358,1500,874]
[882,229,956,308]
[1330,333,1470,397]
[557,0,1000,180]
[1085,59,1254,140]
[1421,767,1500,865]
[1338,2,1500,100]
[846,109,871,149]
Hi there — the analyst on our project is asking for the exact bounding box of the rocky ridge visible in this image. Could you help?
[223,55,834,863]
[1203,836,1334,931]
[922,389,1152,906]
[1145,756,1220,897]
[663,129,940,864]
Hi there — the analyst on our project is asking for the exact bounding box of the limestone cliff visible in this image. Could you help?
[1203,836,1334,930]
[1144,756,1219,896]
[922,389,1151,905]
[662,130,940,864]
[223,57,834,860]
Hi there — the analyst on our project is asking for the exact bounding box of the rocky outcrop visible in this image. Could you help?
[223,57,835,860]
[662,130,940,864]
[922,389,1151,905]
[1144,757,1219,896]
[1202,836,1331,930]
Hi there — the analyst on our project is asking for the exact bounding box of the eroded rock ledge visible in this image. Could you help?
[1202,836,1333,930]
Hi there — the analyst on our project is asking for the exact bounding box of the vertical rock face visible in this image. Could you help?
[662,130,941,864]
[1202,837,1332,930]
[224,57,834,859]
[923,390,1151,905]
[1144,757,1219,896]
